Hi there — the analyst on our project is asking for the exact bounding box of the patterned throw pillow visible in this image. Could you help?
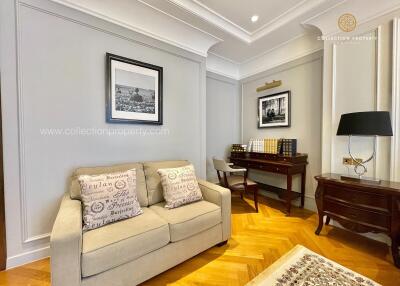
[157,164,203,209]
[78,169,143,230]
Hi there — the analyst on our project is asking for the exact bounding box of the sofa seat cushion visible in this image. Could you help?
[150,200,221,242]
[81,208,169,277]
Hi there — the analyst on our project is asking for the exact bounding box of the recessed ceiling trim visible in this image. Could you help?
[251,0,325,41]
[137,0,224,43]
[208,51,240,65]
[166,0,330,43]
[166,0,252,43]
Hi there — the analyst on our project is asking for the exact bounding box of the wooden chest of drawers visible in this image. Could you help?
[315,174,400,267]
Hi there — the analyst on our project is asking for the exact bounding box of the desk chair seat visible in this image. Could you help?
[213,158,259,212]
[227,175,257,189]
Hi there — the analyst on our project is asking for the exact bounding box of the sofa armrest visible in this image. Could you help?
[197,179,231,241]
[50,193,82,286]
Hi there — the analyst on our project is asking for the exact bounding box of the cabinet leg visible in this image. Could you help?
[300,170,306,208]
[286,175,292,214]
[253,186,259,212]
[315,214,324,235]
[314,184,324,235]
[392,237,400,268]
[325,216,331,225]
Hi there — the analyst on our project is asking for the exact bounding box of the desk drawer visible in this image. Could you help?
[324,184,389,211]
[247,163,287,174]
[324,200,389,228]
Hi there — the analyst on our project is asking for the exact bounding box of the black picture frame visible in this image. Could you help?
[257,90,291,128]
[106,53,163,125]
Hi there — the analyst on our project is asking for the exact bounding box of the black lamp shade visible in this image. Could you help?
[337,111,393,136]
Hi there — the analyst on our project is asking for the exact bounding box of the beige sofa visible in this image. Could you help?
[50,160,231,286]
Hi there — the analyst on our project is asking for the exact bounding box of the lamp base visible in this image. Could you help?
[340,175,381,184]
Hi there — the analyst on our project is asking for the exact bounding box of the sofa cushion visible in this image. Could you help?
[81,208,169,277]
[70,162,148,207]
[143,160,190,205]
[157,165,203,209]
[150,200,221,242]
[79,169,143,231]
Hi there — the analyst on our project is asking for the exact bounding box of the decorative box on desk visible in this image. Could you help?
[229,152,308,214]
[314,173,400,268]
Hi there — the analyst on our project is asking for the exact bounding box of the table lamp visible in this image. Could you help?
[336,111,393,182]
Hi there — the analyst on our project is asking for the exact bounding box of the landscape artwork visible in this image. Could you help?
[258,91,290,128]
[107,53,163,124]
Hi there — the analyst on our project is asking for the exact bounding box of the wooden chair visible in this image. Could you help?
[213,157,259,212]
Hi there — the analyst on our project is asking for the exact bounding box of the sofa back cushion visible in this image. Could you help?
[143,160,190,206]
[157,165,203,209]
[79,169,143,231]
[70,162,148,207]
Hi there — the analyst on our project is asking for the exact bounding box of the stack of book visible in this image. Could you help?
[264,139,279,154]
[248,139,264,153]
[247,138,297,155]
[281,139,297,156]
[231,144,247,152]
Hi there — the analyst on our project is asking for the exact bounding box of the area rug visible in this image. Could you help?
[246,245,380,286]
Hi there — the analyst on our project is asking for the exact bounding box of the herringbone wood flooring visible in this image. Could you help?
[1,195,399,286]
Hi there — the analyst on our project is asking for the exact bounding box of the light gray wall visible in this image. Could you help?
[0,0,206,267]
[241,51,323,211]
[206,72,240,182]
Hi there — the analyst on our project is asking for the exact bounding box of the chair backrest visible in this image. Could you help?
[212,157,231,172]
[212,157,230,187]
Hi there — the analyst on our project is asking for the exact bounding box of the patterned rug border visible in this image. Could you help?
[246,245,381,286]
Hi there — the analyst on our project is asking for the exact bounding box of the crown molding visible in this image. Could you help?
[303,0,400,36]
[166,0,251,43]
[206,33,323,81]
[49,0,221,57]
[251,0,325,41]
[166,0,330,44]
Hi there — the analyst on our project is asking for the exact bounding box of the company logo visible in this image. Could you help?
[338,13,357,32]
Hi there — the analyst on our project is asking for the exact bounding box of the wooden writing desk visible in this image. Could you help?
[229,152,308,214]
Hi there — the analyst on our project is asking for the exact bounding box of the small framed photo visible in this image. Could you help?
[106,53,163,124]
[258,91,291,128]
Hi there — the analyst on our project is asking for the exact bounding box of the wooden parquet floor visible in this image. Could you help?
[1,195,399,286]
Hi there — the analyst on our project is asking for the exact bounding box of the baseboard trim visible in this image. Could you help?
[258,189,317,212]
[6,245,50,269]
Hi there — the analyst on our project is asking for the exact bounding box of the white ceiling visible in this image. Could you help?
[195,0,304,33]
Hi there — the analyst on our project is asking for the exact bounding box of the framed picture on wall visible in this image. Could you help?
[258,90,291,128]
[106,53,163,124]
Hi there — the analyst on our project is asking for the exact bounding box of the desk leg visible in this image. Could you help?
[300,169,306,208]
[286,175,292,214]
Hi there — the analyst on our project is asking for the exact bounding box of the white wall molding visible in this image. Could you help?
[206,52,240,80]
[329,28,381,176]
[374,26,382,178]
[11,0,207,252]
[6,246,50,269]
[391,17,400,181]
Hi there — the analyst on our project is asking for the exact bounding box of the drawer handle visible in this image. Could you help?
[276,168,280,171]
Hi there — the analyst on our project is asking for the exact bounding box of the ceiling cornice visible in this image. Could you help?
[166,0,329,43]
[166,0,252,42]
[50,0,222,57]
[206,33,323,80]
[303,0,400,36]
